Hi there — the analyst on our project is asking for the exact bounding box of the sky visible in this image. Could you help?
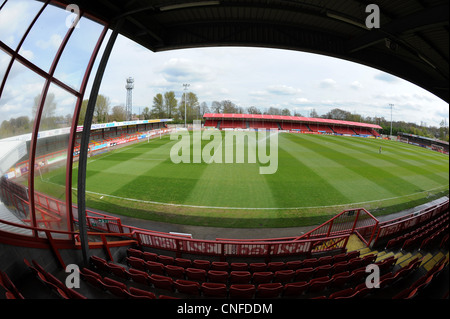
[0,0,448,128]
[99,35,448,127]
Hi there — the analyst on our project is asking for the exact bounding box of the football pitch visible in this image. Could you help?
[42,131,449,227]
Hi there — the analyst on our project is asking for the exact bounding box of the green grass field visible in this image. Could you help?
[38,131,449,228]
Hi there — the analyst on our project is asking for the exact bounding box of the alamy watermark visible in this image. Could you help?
[365,4,380,29]
[365,263,380,289]
[65,4,81,29]
[169,121,279,175]
[65,264,80,289]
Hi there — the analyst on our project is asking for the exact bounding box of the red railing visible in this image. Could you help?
[132,229,349,261]
[1,178,448,263]
[294,208,379,245]
[371,199,449,247]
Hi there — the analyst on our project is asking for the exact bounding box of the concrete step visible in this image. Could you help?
[0,203,33,236]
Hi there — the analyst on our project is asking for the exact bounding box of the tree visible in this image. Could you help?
[323,108,352,121]
[247,106,262,114]
[200,102,210,116]
[151,93,165,119]
[32,93,57,130]
[142,106,151,120]
[439,119,448,141]
[265,107,282,115]
[94,94,110,123]
[281,108,291,116]
[110,105,126,122]
[211,101,222,113]
[164,91,178,118]
[222,100,238,114]
[178,92,200,122]
[309,108,319,118]
[78,99,88,125]
[0,116,31,139]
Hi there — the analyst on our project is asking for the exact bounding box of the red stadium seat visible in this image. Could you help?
[332,253,347,264]
[102,277,129,298]
[211,262,229,271]
[294,267,315,282]
[329,288,355,299]
[249,263,267,272]
[126,256,146,271]
[107,263,130,280]
[127,248,143,259]
[330,272,353,289]
[202,282,228,298]
[256,283,283,298]
[157,255,174,265]
[185,268,207,282]
[208,270,229,283]
[230,263,248,271]
[80,268,104,290]
[283,281,309,297]
[230,271,252,284]
[165,265,185,279]
[175,258,192,268]
[175,279,201,295]
[273,270,295,283]
[333,261,349,274]
[318,256,333,266]
[90,255,109,272]
[267,262,285,272]
[150,274,174,291]
[127,268,150,285]
[308,276,332,293]
[128,287,157,299]
[142,252,158,262]
[193,259,211,270]
[314,264,332,278]
[252,272,274,284]
[302,258,319,269]
[229,284,256,299]
[285,260,303,270]
[145,261,165,275]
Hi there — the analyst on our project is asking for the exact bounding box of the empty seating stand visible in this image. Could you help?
[106,247,432,299]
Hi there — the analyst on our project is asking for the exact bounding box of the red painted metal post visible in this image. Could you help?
[0,1,49,99]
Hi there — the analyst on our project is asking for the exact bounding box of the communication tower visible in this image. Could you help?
[125,77,134,120]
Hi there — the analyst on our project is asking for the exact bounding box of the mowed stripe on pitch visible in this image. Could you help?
[184,131,277,208]
[85,137,174,196]
[281,134,397,203]
[308,134,448,192]
[335,136,449,184]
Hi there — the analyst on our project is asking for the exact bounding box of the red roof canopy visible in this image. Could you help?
[203,113,382,129]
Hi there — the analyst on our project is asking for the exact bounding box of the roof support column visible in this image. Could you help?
[77,19,124,266]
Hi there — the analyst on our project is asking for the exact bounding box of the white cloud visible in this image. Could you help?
[158,57,215,83]
[374,72,399,83]
[292,97,310,104]
[2,29,446,127]
[319,78,337,89]
[350,81,363,90]
[36,34,63,50]
[266,84,302,95]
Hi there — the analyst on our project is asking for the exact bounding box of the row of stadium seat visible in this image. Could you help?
[23,258,86,299]
[0,269,25,299]
[385,212,449,250]
[86,254,425,299]
[126,247,361,272]
[204,120,380,137]
[122,255,397,285]
[392,260,447,299]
